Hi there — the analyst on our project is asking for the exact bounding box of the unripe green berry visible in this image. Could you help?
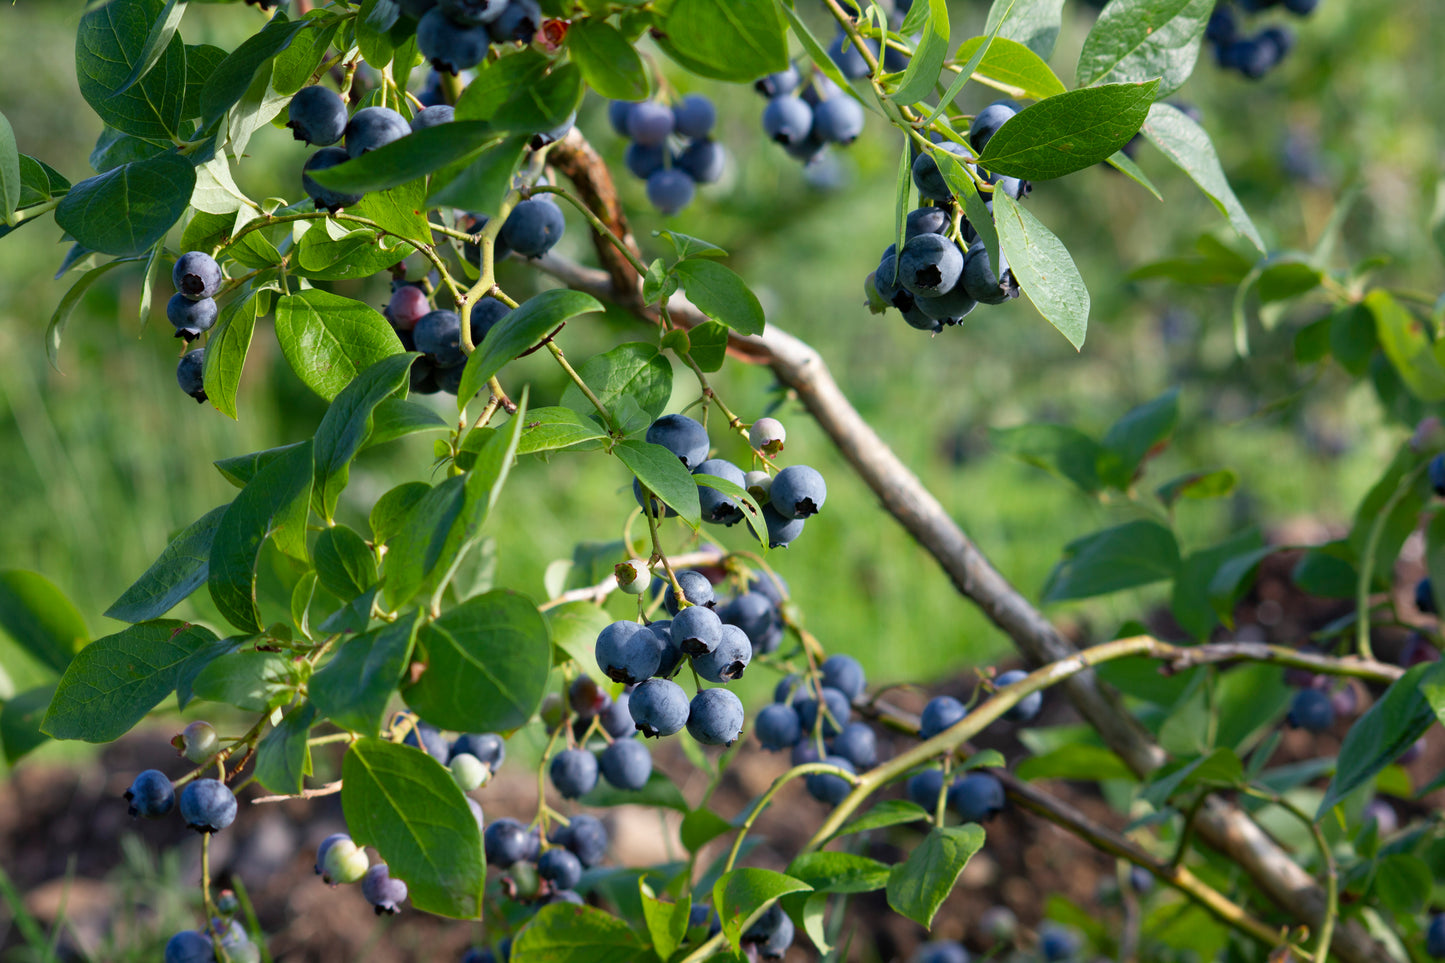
[748,417,786,455]
[614,559,649,594]
[744,471,772,505]
[510,859,541,900]
[322,837,370,884]
[450,752,489,791]
[180,721,220,763]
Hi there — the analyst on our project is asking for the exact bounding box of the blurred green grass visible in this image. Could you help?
[0,0,1440,695]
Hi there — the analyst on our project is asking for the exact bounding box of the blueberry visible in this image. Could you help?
[1204,8,1237,44]
[436,361,466,396]
[415,9,492,73]
[179,778,237,833]
[874,254,915,311]
[1429,454,1445,497]
[362,863,408,914]
[1426,913,1445,958]
[901,304,944,333]
[773,674,801,703]
[742,903,789,949]
[345,106,410,159]
[806,754,856,804]
[556,813,608,866]
[985,170,1029,200]
[693,459,747,525]
[968,103,1016,154]
[748,417,786,453]
[321,835,370,884]
[677,139,726,183]
[467,796,485,833]
[549,748,599,798]
[209,919,257,963]
[173,252,223,300]
[501,197,565,258]
[689,903,722,936]
[470,295,511,346]
[286,86,347,146]
[608,99,638,136]
[995,669,1042,722]
[463,212,513,263]
[761,96,813,147]
[125,769,175,818]
[919,695,967,738]
[626,100,676,146]
[599,737,652,790]
[760,504,805,548]
[812,95,865,145]
[693,624,752,683]
[917,285,978,325]
[687,687,745,746]
[905,206,950,241]
[755,908,794,959]
[911,141,969,202]
[596,620,663,685]
[625,142,666,180]
[1282,0,1317,11]
[665,569,715,614]
[485,817,531,867]
[167,293,217,341]
[755,702,803,750]
[745,570,789,606]
[538,846,584,890]
[821,654,866,699]
[671,93,716,139]
[830,721,878,769]
[770,464,827,519]
[401,718,451,759]
[906,768,945,810]
[744,471,773,506]
[754,65,801,98]
[1286,688,1335,732]
[410,310,463,366]
[960,242,1014,305]
[164,931,215,963]
[449,753,489,791]
[948,771,1006,822]
[671,603,723,657]
[900,233,964,297]
[634,478,677,518]
[488,0,541,43]
[599,691,636,738]
[315,832,349,875]
[439,0,503,26]
[177,350,207,403]
[1129,865,1154,893]
[826,31,877,79]
[646,413,710,468]
[631,678,691,737]
[1039,925,1077,961]
[1418,577,1438,615]
[411,104,456,131]
[461,949,496,963]
[912,942,970,963]
[720,593,784,655]
[649,621,687,679]
[792,740,822,765]
[646,168,696,216]
[386,285,431,333]
[303,147,365,211]
[796,686,851,737]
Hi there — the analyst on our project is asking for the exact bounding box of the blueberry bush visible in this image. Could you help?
[1,0,1443,961]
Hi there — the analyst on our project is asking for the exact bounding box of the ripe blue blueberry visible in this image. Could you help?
[469,296,510,346]
[1286,688,1335,732]
[624,142,666,180]
[1282,0,1316,11]
[761,96,814,147]
[755,702,803,750]
[985,170,1029,200]
[416,10,492,73]
[754,65,800,98]
[770,465,827,519]
[179,778,237,833]
[906,768,945,810]
[919,695,967,738]
[900,233,964,297]
[596,620,662,684]
[177,350,207,403]
[796,685,851,737]
[501,197,566,258]
[413,310,465,366]
[608,100,638,136]
[626,100,676,146]
[631,678,691,737]
[912,942,970,963]
[440,0,503,25]
[1205,7,1237,43]
[677,139,726,184]
[693,624,752,683]
[821,654,866,699]
[646,413,710,469]
[826,31,877,79]
[649,621,686,679]
[538,846,584,891]
[813,95,865,145]
[672,93,716,139]
[755,908,794,959]
[484,818,530,868]
[1129,865,1154,893]
[402,718,450,759]
[995,669,1042,722]
[672,603,724,657]
[760,505,805,548]
[773,673,801,703]
[687,688,745,746]
[911,141,969,202]
[830,721,878,769]
[874,254,914,312]
[961,242,1014,305]
[302,147,364,211]
[173,252,223,300]
[646,168,696,215]
[488,0,541,43]
[599,736,652,791]
[694,458,747,525]
[1430,454,1445,497]
[164,930,215,963]
[286,86,347,146]
[451,732,505,768]
[1426,913,1445,958]
[531,106,575,146]
[905,206,950,241]
[1418,577,1437,615]
[969,103,1017,154]
[720,593,784,655]
[792,740,822,765]
[436,362,466,396]
[948,772,1006,822]
[1039,925,1078,961]
[167,293,218,341]
[634,478,677,518]
[345,106,410,159]
[463,212,513,264]
[411,104,456,131]
[806,754,856,804]
[556,813,609,867]
[125,769,174,818]
[549,748,599,799]
[600,691,636,739]
[689,903,722,936]
[901,304,944,333]
[362,863,408,914]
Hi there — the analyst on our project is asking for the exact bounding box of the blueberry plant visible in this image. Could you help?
[0,0,1441,962]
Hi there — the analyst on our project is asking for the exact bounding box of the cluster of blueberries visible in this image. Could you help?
[870,105,1026,334]
[1205,0,1317,80]
[755,63,867,166]
[607,94,725,215]
[758,654,879,804]
[163,917,261,963]
[169,251,224,404]
[314,833,410,914]
[402,0,542,75]
[381,277,510,397]
[909,919,1079,963]
[635,413,827,550]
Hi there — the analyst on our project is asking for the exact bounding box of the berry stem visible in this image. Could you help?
[530,185,649,280]
[720,761,859,876]
[1355,463,1423,662]
[544,340,613,429]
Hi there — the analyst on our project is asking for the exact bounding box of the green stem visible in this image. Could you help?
[1356,464,1424,661]
[1243,789,1337,963]
[546,341,612,428]
[9,198,60,225]
[723,762,860,874]
[530,185,650,279]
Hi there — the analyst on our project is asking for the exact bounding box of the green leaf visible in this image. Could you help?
[208,440,315,634]
[203,290,260,420]
[46,258,139,369]
[639,881,690,961]
[311,611,421,736]
[1141,103,1264,253]
[342,737,485,919]
[214,442,306,489]
[989,422,1103,493]
[191,650,297,712]
[568,19,650,101]
[786,852,891,894]
[993,190,1089,349]
[1076,0,1213,96]
[1156,469,1237,509]
[511,904,648,962]
[308,121,497,194]
[366,399,452,449]
[17,155,70,208]
[458,289,604,406]
[1372,854,1433,916]
[684,320,730,373]
[615,440,702,527]
[579,769,690,812]
[712,867,811,950]
[673,259,765,336]
[106,505,227,623]
[830,799,931,840]
[893,0,951,106]
[951,36,1067,103]
[274,290,404,402]
[313,353,415,519]
[1,684,56,765]
[41,621,217,742]
[370,482,432,547]
[76,0,186,140]
[885,825,985,927]
[427,134,529,215]
[1104,149,1163,199]
[977,81,1158,180]
[0,571,88,676]
[1170,528,1265,639]
[1291,541,1360,599]
[1097,386,1179,488]
[1319,662,1445,818]
[985,0,1065,59]
[680,808,733,852]
[199,15,313,127]
[1368,289,1445,401]
[455,49,551,120]
[1015,743,1135,781]
[560,343,674,424]
[314,525,379,601]
[1041,519,1180,602]
[404,590,551,732]
[0,112,19,226]
[56,153,195,257]
[515,406,609,455]
[253,703,315,795]
[490,64,584,134]
[656,0,788,83]
[1140,748,1242,808]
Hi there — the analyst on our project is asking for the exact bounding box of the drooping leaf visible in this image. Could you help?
[458,289,604,406]
[511,904,648,962]
[711,867,811,950]
[253,703,316,795]
[312,353,416,519]
[1076,0,1213,96]
[1097,387,1179,488]
[989,423,1103,494]
[615,440,702,527]
[203,290,260,420]
[567,19,650,101]
[0,571,88,676]
[106,505,228,623]
[993,190,1089,349]
[886,825,986,927]
[1141,102,1264,252]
